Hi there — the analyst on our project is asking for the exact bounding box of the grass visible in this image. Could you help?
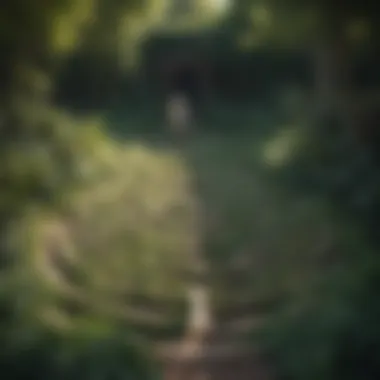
[101,103,333,305]
[56,101,344,343]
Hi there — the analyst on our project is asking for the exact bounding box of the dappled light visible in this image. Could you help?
[1,1,380,380]
[72,140,197,298]
[261,126,303,167]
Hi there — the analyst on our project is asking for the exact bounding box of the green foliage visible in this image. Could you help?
[255,106,380,379]
[0,115,164,379]
[221,0,378,48]
[0,109,106,219]
[0,0,175,369]
[2,1,380,379]
[258,255,380,380]
[70,137,197,298]
[0,318,160,380]
[274,113,380,240]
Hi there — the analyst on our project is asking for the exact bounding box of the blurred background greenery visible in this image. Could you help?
[1,0,380,379]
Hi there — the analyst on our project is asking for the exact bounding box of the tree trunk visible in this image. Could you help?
[313,9,352,123]
[314,39,351,118]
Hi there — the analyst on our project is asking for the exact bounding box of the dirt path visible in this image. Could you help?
[156,340,272,380]
[152,138,274,379]
[154,320,273,380]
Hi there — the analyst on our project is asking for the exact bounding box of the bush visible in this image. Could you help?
[256,113,380,380]
[258,256,380,380]
[0,319,161,380]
